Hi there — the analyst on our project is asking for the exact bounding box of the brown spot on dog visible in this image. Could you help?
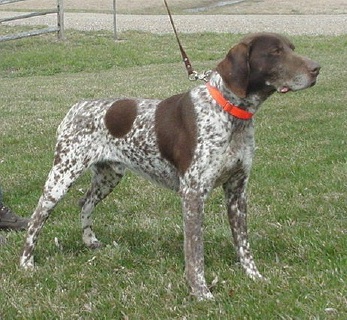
[155,92,197,175]
[104,99,137,138]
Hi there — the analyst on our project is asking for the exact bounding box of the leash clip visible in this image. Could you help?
[188,70,212,82]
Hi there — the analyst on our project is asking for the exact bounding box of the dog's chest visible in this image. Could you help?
[215,144,253,187]
[207,124,255,188]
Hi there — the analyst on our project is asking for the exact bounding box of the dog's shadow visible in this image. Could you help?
[50,227,239,275]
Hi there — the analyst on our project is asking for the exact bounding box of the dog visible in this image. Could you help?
[20,33,320,300]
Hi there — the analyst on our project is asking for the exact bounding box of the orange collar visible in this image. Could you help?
[206,83,253,120]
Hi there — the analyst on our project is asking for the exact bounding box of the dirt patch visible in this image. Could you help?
[1,0,346,15]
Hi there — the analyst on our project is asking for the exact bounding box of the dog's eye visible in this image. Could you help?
[271,47,283,55]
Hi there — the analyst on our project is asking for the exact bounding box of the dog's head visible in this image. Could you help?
[216,33,320,98]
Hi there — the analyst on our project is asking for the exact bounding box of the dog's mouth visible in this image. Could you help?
[277,78,317,94]
[266,80,293,94]
[277,86,291,94]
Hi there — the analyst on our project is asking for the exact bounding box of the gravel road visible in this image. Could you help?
[1,11,346,36]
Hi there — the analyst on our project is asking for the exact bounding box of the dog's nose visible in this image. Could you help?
[309,61,321,76]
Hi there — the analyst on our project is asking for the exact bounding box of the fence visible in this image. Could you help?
[0,0,64,42]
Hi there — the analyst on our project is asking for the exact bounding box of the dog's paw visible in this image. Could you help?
[83,231,103,249]
[195,290,214,301]
[87,241,103,250]
[191,286,214,301]
[19,255,35,270]
[246,269,266,282]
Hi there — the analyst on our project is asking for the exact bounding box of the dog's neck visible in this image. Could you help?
[208,72,273,115]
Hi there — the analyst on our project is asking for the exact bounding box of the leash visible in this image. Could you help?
[163,0,211,82]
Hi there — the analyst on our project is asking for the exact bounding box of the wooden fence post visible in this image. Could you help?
[57,0,64,40]
[113,0,117,40]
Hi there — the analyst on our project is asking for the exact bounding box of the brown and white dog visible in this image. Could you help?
[20,33,320,300]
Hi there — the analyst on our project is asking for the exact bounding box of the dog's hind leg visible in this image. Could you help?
[20,143,89,269]
[223,177,264,280]
[79,162,125,249]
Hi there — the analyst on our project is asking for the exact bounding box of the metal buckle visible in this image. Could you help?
[188,70,212,82]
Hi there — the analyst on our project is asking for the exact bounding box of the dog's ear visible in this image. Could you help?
[216,42,250,98]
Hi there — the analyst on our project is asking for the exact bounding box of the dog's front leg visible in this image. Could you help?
[223,178,263,280]
[181,186,213,300]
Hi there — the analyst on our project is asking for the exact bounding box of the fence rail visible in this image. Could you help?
[0,0,64,42]
[0,0,27,4]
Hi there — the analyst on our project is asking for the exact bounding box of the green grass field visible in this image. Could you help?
[0,30,346,319]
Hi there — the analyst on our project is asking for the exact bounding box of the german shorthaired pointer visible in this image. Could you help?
[20,33,320,300]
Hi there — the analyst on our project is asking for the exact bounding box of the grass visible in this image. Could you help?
[0,30,346,319]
